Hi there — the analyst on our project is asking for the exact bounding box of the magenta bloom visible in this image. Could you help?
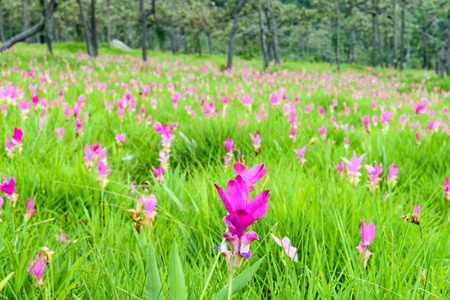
[387,163,399,186]
[12,127,23,143]
[361,116,371,129]
[141,194,157,222]
[224,138,233,155]
[356,220,375,268]
[294,145,307,167]
[442,178,450,200]
[336,162,344,177]
[342,151,366,187]
[159,150,171,170]
[153,122,177,137]
[28,253,47,287]
[366,162,383,191]
[96,161,110,188]
[317,125,326,139]
[249,132,261,151]
[214,175,269,238]
[233,159,268,191]
[270,234,298,262]
[55,127,64,141]
[152,166,164,183]
[115,133,126,146]
[24,198,37,221]
[344,137,349,150]
[0,174,16,195]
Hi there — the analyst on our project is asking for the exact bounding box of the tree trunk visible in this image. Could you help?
[41,0,53,55]
[376,13,383,67]
[0,0,5,43]
[351,14,356,64]
[106,0,111,47]
[265,0,280,64]
[335,0,340,72]
[329,18,333,66]
[226,0,247,69]
[182,27,188,53]
[406,7,412,69]
[399,0,405,71]
[140,0,147,61]
[170,10,175,55]
[90,0,98,56]
[77,0,91,56]
[422,9,428,69]
[257,0,269,69]
[371,1,377,67]
[22,0,31,43]
[206,31,212,55]
[392,0,397,68]
[264,7,273,62]
[192,32,196,54]
[197,31,202,56]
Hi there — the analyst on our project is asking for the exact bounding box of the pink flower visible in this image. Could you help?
[342,151,366,187]
[0,175,19,207]
[27,253,48,287]
[361,116,371,130]
[224,138,233,157]
[366,162,383,192]
[233,158,268,191]
[115,134,126,146]
[24,198,37,221]
[238,120,246,128]
[159,150,171,170]
[55,127,64,141]
[96,161,110,188]
[336,162,344,177]
[344,137,349,150]
[141,194,157,223]
[289,127,297,142]
[387,163,399,186]
[249,132,261,153]
[270,234,298,262]
[152,166,164,183]
[55,229,68,243]
[442,178,450,201]
[356,220,375,268]
[317,125,326,139]
[416,132,421,145]
[75,118,83,137]
[294,145,307,167]
[224,156,231,168]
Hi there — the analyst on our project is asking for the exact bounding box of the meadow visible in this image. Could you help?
[1,42,450,299]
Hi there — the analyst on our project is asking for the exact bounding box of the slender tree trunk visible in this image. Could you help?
[226,0,247,69]
[371,1,377,67]
[446,9,450,76]
[41,0,53,54]
[140,0,147,61]
[22,0,31,43]
[264,7,273,62]
[376,14,383,67]
[399,0,405,71]
[182,27,188,53]
[351,14,356,64]
[170,9,176,55]
[0,0,5,43]
[77,0,91,56]
[197,31,202,56]
[435,39,439,75]
[192,32,196,54]
[406,7,412,68]
[422,9,428,69]
[335,0,340,72]
[90,0,98,56]
[206,31,212,55]
[257,0,269,68]
[329,18,333,66]
[392,0,397,68]
[106,0,111,47]
[265,0,280,64]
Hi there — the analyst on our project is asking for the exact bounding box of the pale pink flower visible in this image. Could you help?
[115,134,126,146]
[366,162,382,192]
[152,166,164,183]
[387,163,399,186]
[24,198,37,221]
[317,125,326,139]
[249,132,261,153]
[270,234,298,262]
[342,151,366,187]
[356,220,375,268]
[55,127,64,141]
[294,145,307,167]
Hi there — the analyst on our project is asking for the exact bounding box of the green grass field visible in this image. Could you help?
[0,42,450,299]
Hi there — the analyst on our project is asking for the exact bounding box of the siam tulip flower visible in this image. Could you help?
[130,181,137,194]
[224,138,234,158]
[372,116,378,127]
[224,156,231,168]
[270,234,298,263]
[415,132,421,145]
[39,118,45,132]
[294,145,307,167]
[18,100,30,119]
[146,115,153,126]
[344,137,349,150]
[402,204,420,225]
[0,175,19,207]
[161,134,175,153]
[24,198,37,221]
[366,162,382,192]
[342,151,366,188]
[238,120,246,128]
[55,229,68,243]
[214,175,269,272]
[399,115,406,129]
[115,134,126,146]
[55,127,64,141]
[289,127,297,142]
[441,178,450,200]
[28,253,48,288]
[361,116,371,132]
[151,100,157,109]
[96,161,110,189]
[141,194,157,225]
[152,166,164,183]
[233,158,267,191]
[317,125,326,140]
[158,150,171,170]
[249,132,261,155]
[0,196,3,222]
[75,118,83,137]
[356,220,375,268]
[387,163,399,186]
[318,106,325,118]
[336,162,344,177]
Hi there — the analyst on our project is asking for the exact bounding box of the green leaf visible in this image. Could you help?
[147,241,163,300]
[215,256,265,300]
[161,184,184,210]
[0,272,14,293]
[169,241,187,300]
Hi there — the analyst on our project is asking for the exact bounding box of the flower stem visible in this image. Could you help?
[227,271,234,300]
